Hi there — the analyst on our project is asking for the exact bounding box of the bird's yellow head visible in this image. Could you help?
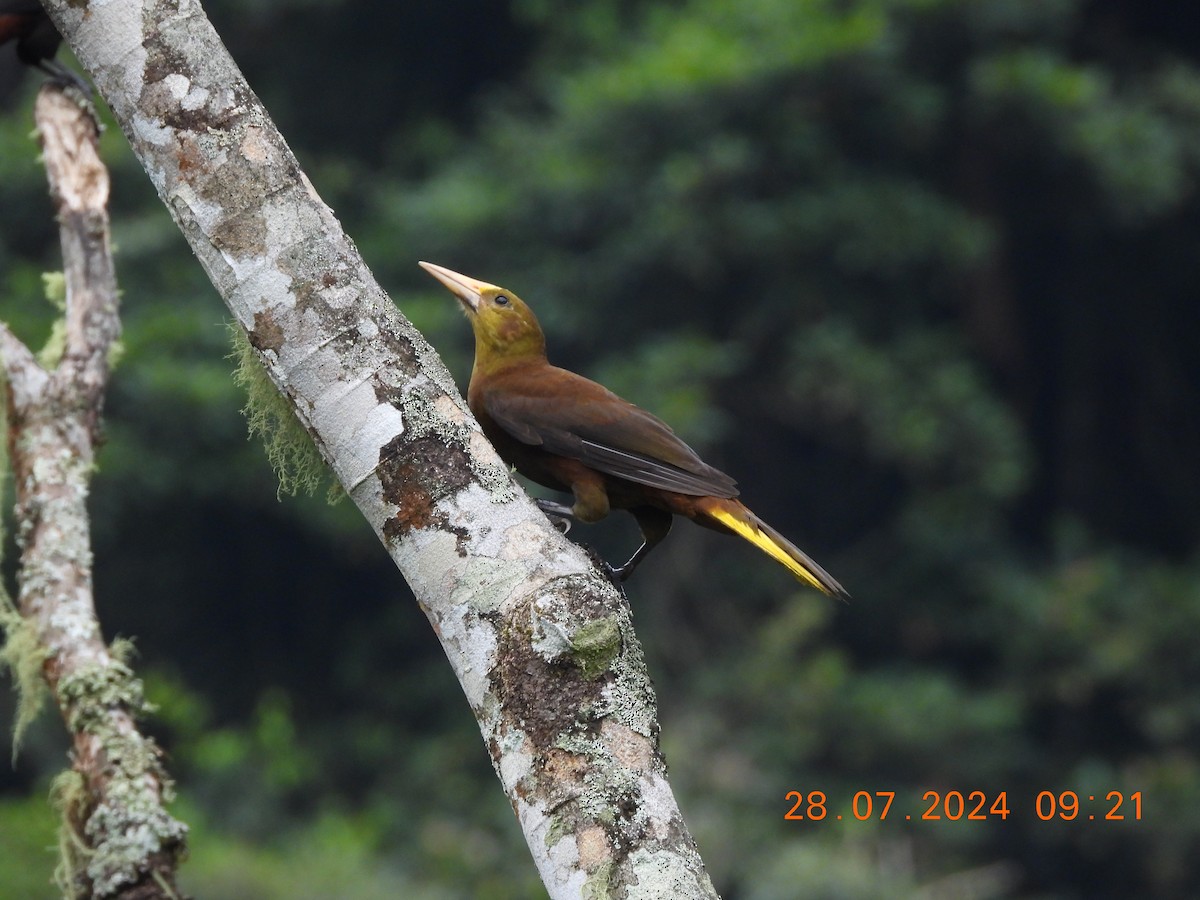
[420,262,547,364]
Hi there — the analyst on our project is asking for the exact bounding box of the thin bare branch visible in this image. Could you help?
[0,84,186,900]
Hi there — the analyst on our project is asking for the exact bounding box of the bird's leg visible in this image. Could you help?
[37,59,91,94]
[536,498,574,534]
[541,477,610,536]
[611,507,673,581]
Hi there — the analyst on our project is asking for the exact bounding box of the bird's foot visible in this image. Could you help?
[607,562,633,582]
[610,542,651,583]
[536,499,574,534]
[604,565,629,595]
[581,546,628,593]
[39,60,92,96]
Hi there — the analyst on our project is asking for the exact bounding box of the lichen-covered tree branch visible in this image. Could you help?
[38,0,718,895]
[0,86,186,899]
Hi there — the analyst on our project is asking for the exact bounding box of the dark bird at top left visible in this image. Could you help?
[0,1,88,91]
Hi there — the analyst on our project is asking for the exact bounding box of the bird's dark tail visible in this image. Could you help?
[698,498,850,600]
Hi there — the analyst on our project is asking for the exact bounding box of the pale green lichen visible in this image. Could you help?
[55,657,187,896]
[37,271,68,369]
[0,391,50,761]
[627,846,709,896]
[105,339,125,371]
[0,593,49,762]
[229,324,336,500]
[109,637,136,667]
[555,732,641,825]
[84,782,187,896]
[396,388,459,447]
[597,606,659,737]
[57,657,149,733]
[544,815,568,849]
[566,616,621,680]
[582,861,614,900]
[42,271,67,306]
[50,768,90,898]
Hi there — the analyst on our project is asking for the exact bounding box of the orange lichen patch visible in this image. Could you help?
[600,719,654,774]
[576,824,611,869]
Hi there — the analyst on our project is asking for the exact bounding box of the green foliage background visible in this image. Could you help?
[3,0,1199,896]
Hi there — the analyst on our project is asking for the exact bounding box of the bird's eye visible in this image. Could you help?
[494,295,510,306]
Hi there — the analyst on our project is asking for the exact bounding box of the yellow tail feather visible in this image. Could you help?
[705,504,849,600]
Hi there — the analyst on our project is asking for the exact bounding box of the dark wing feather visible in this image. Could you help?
[480,368,739,498]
